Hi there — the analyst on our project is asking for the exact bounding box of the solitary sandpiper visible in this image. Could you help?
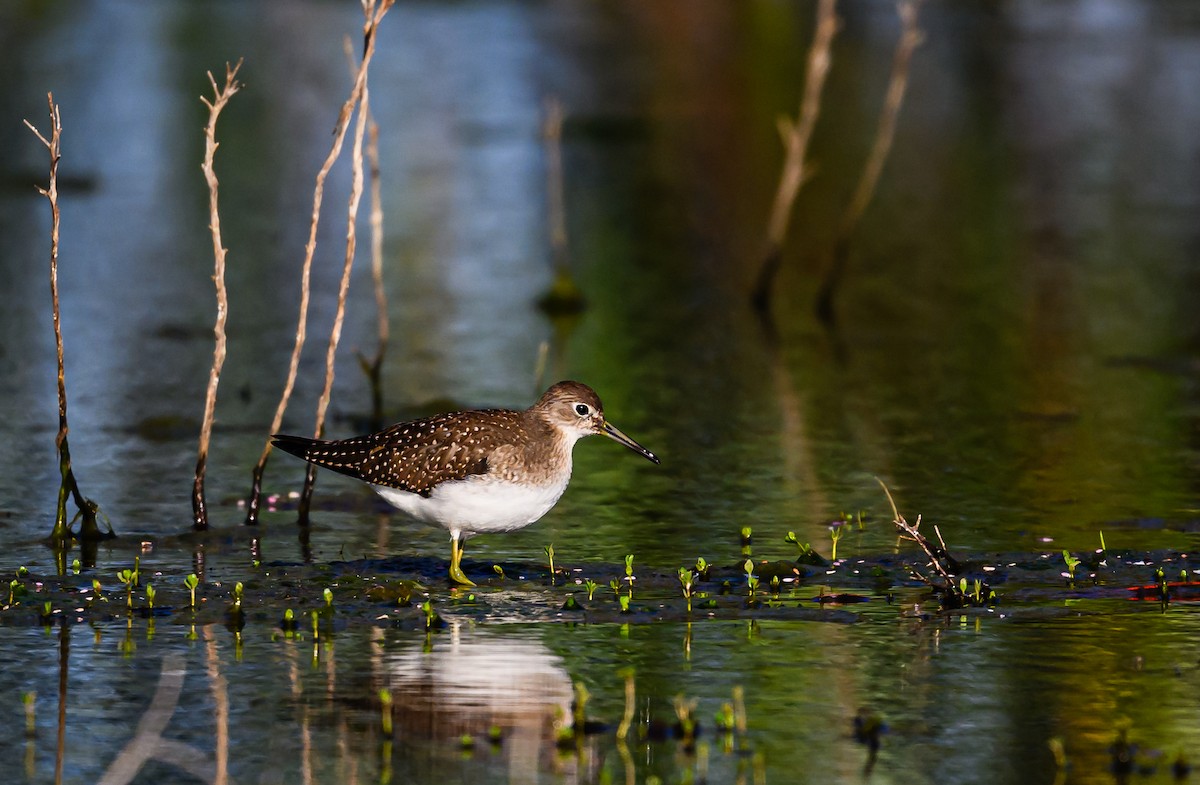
[272,380,660,585]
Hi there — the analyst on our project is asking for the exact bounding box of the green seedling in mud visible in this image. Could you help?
[584,579,598,601]
[232,581,244,610]
[145,584,156,610]
[132,556,140,588]
[618,594,631,614]
[16,566,28,578]
[743,559,759,595]
[184,573,199,609]
[829,520,846,561]
[609,579,621,599]
[42,601,52,620]
[91,578,102,598]
[421,599,444,631]
[695,556,711,580]
[323,587,333,609]
[1062,550,1080,582]
[678,568,695,613]
[544,544,556,577]
[769,575,781,597]
[1182,569,1190,584]
[8,579,18,606]
[784,531,815,559]
[1098,530,1106,553]
[117,569,135,609]
[624,554,635,598]
[492,564,505,580]
[379,688,393,735]
[71,559,80,575]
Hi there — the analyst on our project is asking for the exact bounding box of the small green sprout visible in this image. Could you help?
[624,554,635,598]
[544,544,556,577]
[184,573,199,609]
[71,559,81,575]
[8,579,17,606]
[1182,569,1190,584]
[92,578,102,595]
[743,559,759,595]
[43,600,52,619]
[132,556,140,588]
[584,579,598,601]
[145,584,156,610]
[695,557,710,580]
[740,526,752,555]
[493,564,506,580]
[117,569,135,609]
[829,520,846,561]
[1099,530,1107,552]
[769,575,780,596]
[618,594,631,614]
[16,566,28,578]
[609,578,621,599]
[678,567,695,613]
[311,609,320,639]
[323,587,333,609]
[421,599,443,631]
[1062,550,1080,581]
[233,581,244,610]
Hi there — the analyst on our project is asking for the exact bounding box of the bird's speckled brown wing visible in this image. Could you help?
[272,410,531,497]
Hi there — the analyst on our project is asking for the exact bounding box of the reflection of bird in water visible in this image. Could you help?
[273,381,659,586]
[385,624,575,782]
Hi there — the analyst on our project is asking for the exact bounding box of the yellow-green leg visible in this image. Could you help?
[449,531,476,587]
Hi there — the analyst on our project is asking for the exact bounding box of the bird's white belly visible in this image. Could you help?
[371,477,568,537]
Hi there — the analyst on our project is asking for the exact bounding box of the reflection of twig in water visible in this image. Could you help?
[192,60,242,531]
[97,653,232,785]
[817,0,924,324]
[750,0,840,316]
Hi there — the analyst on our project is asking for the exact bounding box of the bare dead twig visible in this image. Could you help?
[877,478,974,606]
[193,59,243,532]
[817,0,924,324]
[245,0,394,524]
[24,94,106,549]
[297,0,390,524]
[751,0,840,315]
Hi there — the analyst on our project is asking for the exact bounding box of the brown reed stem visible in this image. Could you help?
[817,0,924,324]
[246,0,393,524]
[193,60,242,532]
[298,0,389,524]
[24,94,104,547]
[751,0,840,315]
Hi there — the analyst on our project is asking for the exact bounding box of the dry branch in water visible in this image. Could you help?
[877,478,988,609]
[816,0,924,324]
[24,94,106,550]
[751,0,840,315]
[192,60,243,532]
[297,9,379,523]
[245,0,394,524]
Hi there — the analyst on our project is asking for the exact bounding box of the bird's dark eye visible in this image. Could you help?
[574,403,590,417]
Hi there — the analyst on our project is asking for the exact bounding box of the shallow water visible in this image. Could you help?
[2,0,1200,783]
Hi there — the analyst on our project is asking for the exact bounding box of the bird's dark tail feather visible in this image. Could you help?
[272,432,380,483]
[271,433,320,462]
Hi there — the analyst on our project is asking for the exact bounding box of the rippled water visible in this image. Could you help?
[2,0,1200,783]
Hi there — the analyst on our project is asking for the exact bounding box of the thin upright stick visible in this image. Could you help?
[193,60,243,531]
[297,0,388,523]
[750,0,840,315]
[816,0,923,323]
[24,94,103,547]
[245,0,393,524]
